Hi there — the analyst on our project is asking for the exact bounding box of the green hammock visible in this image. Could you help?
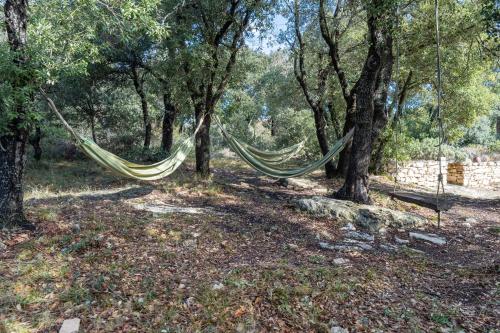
[44,94,198,181]
[224,132,306,166]
[215,116,353,178]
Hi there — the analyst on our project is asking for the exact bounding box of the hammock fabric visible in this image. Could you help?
[228,133,306,166]
[215,116,354,178]
[44,94,198,181]
[44,92,352,181]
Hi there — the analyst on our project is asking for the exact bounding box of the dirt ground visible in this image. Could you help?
[1,159,499,332]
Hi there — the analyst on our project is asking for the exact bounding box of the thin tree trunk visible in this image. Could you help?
[313,108,336,178]
[132,65,151,150]
[90,114,97,143]
[195,103,212,178]
[334,102,355,177]
[162,93,177,153]
[371,136,388,174]
[29,126,42,161]
[0,0,31,228]
[327,102,341,139]
[270,117,276,136]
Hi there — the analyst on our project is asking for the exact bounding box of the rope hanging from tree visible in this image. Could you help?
[391,0,449,226]
[434,0,447,228]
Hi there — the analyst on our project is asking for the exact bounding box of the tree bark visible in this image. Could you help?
[161,93,177,153]
[90,113,97,143]
[370,71,413,174]
[334,3,394,203]
[195,103,212,178]
[0,0,31,228]
[334,102,355,177]
[29,126,42,161]
[313,107,336,178]
[131,64,152,150]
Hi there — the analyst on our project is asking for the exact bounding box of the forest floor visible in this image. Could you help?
[1,158,499,332]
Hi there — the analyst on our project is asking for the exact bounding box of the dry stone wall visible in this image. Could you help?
[387,159,447,188]
[448,161,500,189]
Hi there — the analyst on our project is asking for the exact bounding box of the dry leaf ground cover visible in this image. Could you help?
[1,159,499,332]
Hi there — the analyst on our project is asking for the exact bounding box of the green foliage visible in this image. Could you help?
[385,133,468,162]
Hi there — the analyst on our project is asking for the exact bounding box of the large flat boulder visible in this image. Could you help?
[293,196,427,232]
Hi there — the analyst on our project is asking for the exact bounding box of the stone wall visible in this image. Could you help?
[387,159,447,188]
[448,161,500,189]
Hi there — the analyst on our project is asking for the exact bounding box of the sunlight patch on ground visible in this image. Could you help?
[24,185,142,201]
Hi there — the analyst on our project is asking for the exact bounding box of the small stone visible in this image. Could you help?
[182,239,197,248]
[409,232,446,245]
[462,223,472,228]
[70,223,81,234]
[333,258,350,265]
[465,217,477,224]
[212,282,224,290]
[342,239,374,250]
[178,283,186,289]
[330,326,349,333]
[319,242,335,250]
[345,231,374,242]
[395,236,410,244]
[59,318,80,333]
[380,244,398,252]
[287,243,299,250]
[340,223,356,231]
[0,241,6,251]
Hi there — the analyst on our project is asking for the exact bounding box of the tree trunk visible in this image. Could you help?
[29,126,42,161]
[195,103,212,179]
[1,0,31,228]
[371,136,388,175]
[335,8,393,203]
[161,93,177,153]
[334,102,355,177]
[270,117,277,136]
[131,65,151,150]
[313,108,336,179]
[90,114,97,143]
[496,115,499,139]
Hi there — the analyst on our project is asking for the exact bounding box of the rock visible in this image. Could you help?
[333,258,350,265]
[0,241,6,251]
[70,223,81,234]
[59,318,80,333]
[287,243,299,250]
[409,232,446,245]
[342,240,374,251]
[345,231,374,242]
[380,244,398,252]
[462,223,472,228]
[403,246,425,254]
[340,223,356,231]
[319,242,335,250]
[465,217,478,224]
[182,239,197,249]
[331,326,349,333]
[212,282,224,290]
[178,283,186,289]
[394,236,410,244]
[293,197,427,232]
